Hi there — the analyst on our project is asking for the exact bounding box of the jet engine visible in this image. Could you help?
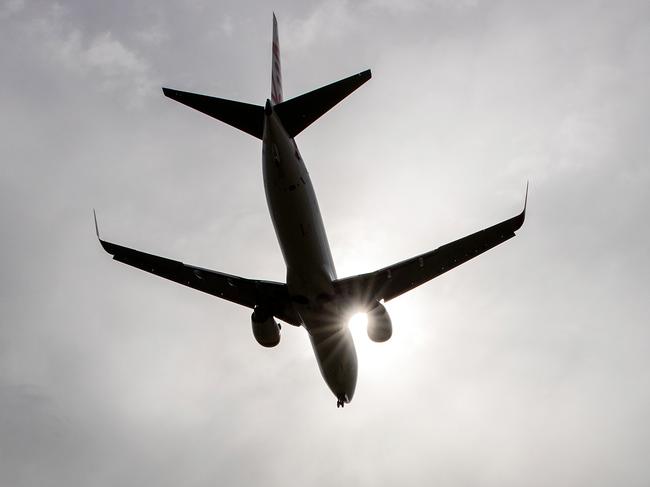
[251,307,281,347]
[366,302,392,342]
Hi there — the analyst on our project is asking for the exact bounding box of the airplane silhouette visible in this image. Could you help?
[96,14,526,408]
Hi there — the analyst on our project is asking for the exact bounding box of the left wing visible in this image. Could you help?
[333,187,527,306]
[94,212,300,325]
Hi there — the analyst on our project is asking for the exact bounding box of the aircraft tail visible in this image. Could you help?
[162,14,371,140]
[270,13,371,137]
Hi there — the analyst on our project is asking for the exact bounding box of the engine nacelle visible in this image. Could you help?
[251,307,281,348]
[367,303,392,342]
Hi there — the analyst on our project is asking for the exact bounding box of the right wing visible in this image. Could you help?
[94,212,300,326]
[333,188,527,305]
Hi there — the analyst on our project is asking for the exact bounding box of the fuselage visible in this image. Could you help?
[262,101,357,404]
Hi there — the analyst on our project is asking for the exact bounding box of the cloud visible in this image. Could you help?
[16,5,155,105]
[220,15,234,37]
[136,22,169,46]
[0,0,24,19]
[84,32,151,95]
[282,0,357,50]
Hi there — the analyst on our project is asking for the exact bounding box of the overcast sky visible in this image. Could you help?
[1,0,649,485]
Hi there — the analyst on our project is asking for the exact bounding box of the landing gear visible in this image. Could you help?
[336,394,347,408]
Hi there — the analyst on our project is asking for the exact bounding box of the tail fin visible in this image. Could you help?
[271,13,283,104]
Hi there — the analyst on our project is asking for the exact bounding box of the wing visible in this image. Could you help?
[333,187,528,305]
[94,212,300,326]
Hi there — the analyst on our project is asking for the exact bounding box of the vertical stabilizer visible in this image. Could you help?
[271,13,283,104]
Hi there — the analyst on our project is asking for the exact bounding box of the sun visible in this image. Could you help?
[345,299,427,386]
[338,249,427,380]
[348,312,368,330]
[347,311,391,377]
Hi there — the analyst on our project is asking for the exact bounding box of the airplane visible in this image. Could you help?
[95,14,526,408]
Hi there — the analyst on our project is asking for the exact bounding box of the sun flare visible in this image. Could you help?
[348,312,368,331]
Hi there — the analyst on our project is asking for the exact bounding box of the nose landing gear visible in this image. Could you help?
[336,394,348,408]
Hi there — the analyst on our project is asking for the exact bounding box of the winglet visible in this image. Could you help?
[523,180,529,214]
[93,209,100,239]
[93,209,115,255]
[506,182,529,233]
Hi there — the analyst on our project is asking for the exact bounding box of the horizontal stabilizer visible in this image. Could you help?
[274,69,371,137]
[163,88,264,139]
